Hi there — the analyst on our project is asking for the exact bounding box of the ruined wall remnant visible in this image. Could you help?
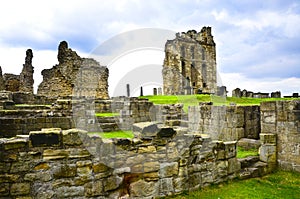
[3,74,20,92]
[0,66,5,91]
[19,49,34,93]
[260,100,300,172]
[38,41,109,99]
[162,27,217,95]
[0,127,242,198]
[1,49,34,93]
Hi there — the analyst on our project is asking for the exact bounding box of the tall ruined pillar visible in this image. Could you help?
[19,49,34,93]
[0,66,5,91]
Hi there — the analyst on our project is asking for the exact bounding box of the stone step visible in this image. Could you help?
[239,161,268,179]
[96,117,118,123]
[165,120,188,127]
[238,156,259,169]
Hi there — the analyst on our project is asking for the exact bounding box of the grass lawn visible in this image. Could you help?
[95,112,120,117]
[237,146,259,158]
[139,95,298,112]
[164,170,300,199]
[88,130,134,139]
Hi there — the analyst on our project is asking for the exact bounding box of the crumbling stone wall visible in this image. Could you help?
[0,66,5,91]
[1,49,34,93]
[3,74,20,92]
[0,126,241,198]
[19,49,34,93]
[260,100,300,172]
[188,105,260,141]
[38,41,109,99]
[163,27,217,95]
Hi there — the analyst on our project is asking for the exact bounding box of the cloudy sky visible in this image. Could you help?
[0,0,299,96]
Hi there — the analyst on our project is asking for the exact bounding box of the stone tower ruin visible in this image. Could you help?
[19,49,34,93]
[162,27,217,95]
[38,41,109,99]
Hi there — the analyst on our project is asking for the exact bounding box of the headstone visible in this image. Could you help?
[158,87,162,95]
[153,88,157,96]
[126,84,130,97]
[140,86,143,96]
[242,89,247,97]
[232,88,241,98]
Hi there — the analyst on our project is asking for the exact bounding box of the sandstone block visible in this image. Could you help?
[62,128,88,146]
[227,158,241,174]
[85,180,104,197]
[144,161,160,173]
[159,162,178,178]
[133,122,159,138]
[55,186,84,198]
[129,179,157,197]
[11,183,30,196]
[224,141,237,159]
[1,138,28,150]
[43,149,69,160]
[104,175,123,192]
[260,133,276,144]
[53,164,77,178]
[259,144,277,163]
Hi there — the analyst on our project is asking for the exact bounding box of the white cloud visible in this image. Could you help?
[221,72,300,96]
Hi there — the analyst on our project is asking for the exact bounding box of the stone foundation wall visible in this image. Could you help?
[188,105,260,141]
[260,100,300,172]
[0,127,241,198]
[0,116,73,138]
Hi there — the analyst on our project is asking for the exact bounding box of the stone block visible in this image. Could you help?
[0,174,20,183]
[53,164,77,178]
[29,128,62,147]
[93,162,111,173]
[224,141,237,159]
[55,186,84,198]
[1,138,28,150]
[103,175,123,192]
[259,144,277,163]
[144,161,160,173]
[62,129,88,146]
[133,122,159,138]
[24,171,52,182]
[260,133,276,144]
[227,158,241,174]
[84,180,104,197]
[159,178,174,195]
[43,149,69,160]
[0,183,9,196]
[129,179,157,197]
[260,101,276,111]
[237,138,261,150]
[159,162,178,178]
[10,182,30,196]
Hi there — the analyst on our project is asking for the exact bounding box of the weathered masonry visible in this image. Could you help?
[162,27,217,95]
[38,41,109,99]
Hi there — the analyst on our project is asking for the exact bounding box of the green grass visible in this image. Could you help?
[139,95,298,112]
[164,170,300,199]
[95,112,120,117]
[237,146,259,158]
[88,130,133,139]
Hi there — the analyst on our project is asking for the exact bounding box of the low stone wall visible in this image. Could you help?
[0,116,73,138]
[0,126,242,198]
[188,105,260,141]
[260,100,300,172]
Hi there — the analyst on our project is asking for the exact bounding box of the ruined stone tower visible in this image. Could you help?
[0,67,5,91]
[19,49,34,93]
[162,27,217,95]
[38,41,109,99]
